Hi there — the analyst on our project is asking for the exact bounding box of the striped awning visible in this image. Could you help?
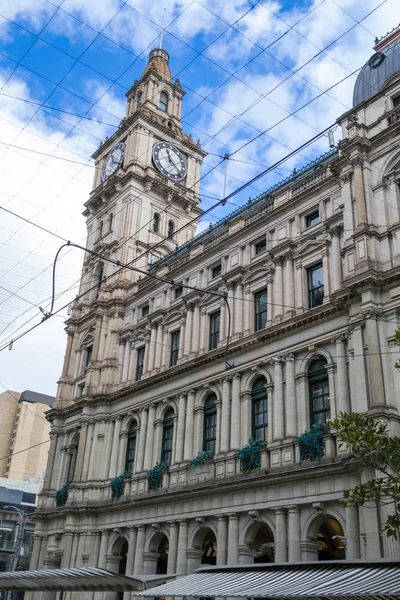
[137,561,400,598]
[0,567,174,592]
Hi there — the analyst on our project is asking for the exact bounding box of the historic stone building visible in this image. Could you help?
[32,26,400,584]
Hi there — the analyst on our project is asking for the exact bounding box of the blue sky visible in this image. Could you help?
[0,0,398,395]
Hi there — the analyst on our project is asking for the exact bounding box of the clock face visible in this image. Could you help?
[101,142,126,182]
[152,142,187,181]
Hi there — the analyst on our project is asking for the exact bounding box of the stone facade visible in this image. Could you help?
[33,31,400,592]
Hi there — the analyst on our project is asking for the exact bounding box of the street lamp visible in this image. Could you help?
[3,506,25,600]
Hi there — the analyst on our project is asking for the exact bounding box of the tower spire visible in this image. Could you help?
[159,8,166,50]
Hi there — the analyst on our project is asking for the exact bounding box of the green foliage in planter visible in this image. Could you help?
[298,423,330,463]
[237,438,267,475]
[110,470,130,500]
[146,461,169,491]
[189,450,214,468]
[55,482,70,507]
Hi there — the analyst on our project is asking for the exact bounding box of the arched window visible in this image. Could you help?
[252,377,268,441]
[309,357,330,425]
[108,213,113,232]
[168,220,175,239]
[161,408,174,464]
[125,420,138,473]
[203,394,217,453]
[98,220,103,239]
[153,212,160,233]
[137,91,143,106]
[159,91,168,112]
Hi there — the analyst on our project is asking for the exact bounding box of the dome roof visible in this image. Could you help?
[142,48,172,82]
[353,32,400,106]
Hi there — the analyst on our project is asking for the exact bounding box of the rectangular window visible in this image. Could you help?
[142,305,149,317]
[174,286,183,299]
[161,422,174,465]
[125,433,137,473]
[306,210,320,228]
[136,347,145,381]
[393,96,400,108]
[308,264,324,308]
[170,330,180,367]
[254,289,268,331]
[310,377,331,425]
[252,397,268,441]
[255,239,266,255]
[211,263,222,279]
[209,311,221,350]
[203,409,217,453]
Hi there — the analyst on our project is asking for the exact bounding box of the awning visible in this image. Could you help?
[0,567,175,592]
[137,561,400,598]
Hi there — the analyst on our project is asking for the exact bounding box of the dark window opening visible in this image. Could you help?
[203,394,217,453]
[308,263,324,308]
[137,92,143,106]
[136,347,145,381]
[125,421,137,473]
[209,311,220,350]
[306,210,321,228]
[168,220,175,239]
[98,220,103,239]
[159,92,168,112]
[153,213,160,233]
[393,96,400,108]
[252,377,268,441]
[142,305,149,317]
[254,289,268,331]
[255,239,266,255]
[309,357,330,425]
[170,330,180,367]
[108,213,113,232]
[211,263,222,279]
[85,345,93,367]
[161,408,174,464]
[174,286,183,299]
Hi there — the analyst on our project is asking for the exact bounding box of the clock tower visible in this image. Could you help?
[81,48,206,296]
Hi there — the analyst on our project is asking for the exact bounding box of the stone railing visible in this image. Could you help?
[244,200,274,225]
[291,168,329,197]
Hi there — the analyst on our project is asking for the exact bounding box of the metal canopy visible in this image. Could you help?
[137,560,400,598]
[0,567,174,592]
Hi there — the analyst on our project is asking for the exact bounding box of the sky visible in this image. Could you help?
[0,0,398,397]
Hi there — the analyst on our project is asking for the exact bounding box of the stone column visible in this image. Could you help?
[143,334,150,376]
[272,358,284,441]
[226,282,235,341]
[240,391,252,446]
[346,504,361,559]
[44,434,58,489]
[175,394,187,464]
[88,421,100,479]
[287,506,301,562]
[97,530,110,569]
[365,310,385,407]
[285,355,296,438]
[81,422,94,480]
[191,304,201,355]
[90,530,101,567]
[294,261,303,310]
[178,318,186,360]
[273,257,284,319]
[193,406,203,455]
[154,323,163,370]
[136,408,148,472]
[176,520,188,575]
[148,323,157,372]
[330,226,343,292]
[117,431,128,475]
[217,515,228,566]
[133,525,146,574]
[352,156,367,227]
[103,418,114,480]
[29,535,42,570]
[220,297,226,344]
[230,374,241,451]
[274,508,287,562]
[122,339,131,382]
[321,247,331,298]
[117,340,125,382]
[143,404,156,470]
[74,422,88,481]
[108,416,122,478]
[167,521,179,574]
[199,309,206,354]
[285,251,295,315]
[220,377,231,452]
[184,305,193,356]
[234,279,243,337]
[335,336,350,413]
[184,389,195,461]
[243,284,251,335]
[227,513,239,565]
[340,172,354,243]
[61,532,74,568]
[267,274,274,322]
[125,527,137,575]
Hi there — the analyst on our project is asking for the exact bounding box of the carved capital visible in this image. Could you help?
[329,224,343,238]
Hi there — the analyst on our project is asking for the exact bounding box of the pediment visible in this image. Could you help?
[80,328,95,347]
[294,238,326,259]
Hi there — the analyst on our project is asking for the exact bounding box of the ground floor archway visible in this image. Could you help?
[317,517,345,560]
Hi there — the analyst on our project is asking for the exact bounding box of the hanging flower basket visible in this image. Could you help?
[146,461,169,491]
[55,482,71,507]
[297,423,330,463]
[189,450,215,468]
[237,439,267,475]
[110,470,130,500]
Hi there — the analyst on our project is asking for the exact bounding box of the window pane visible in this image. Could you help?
[209,312,220,350]
[170,331,180,367]
[308,264,324,308]
[306,211,320,227]
[255,290,268,331]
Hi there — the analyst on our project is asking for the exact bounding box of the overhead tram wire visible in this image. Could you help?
[0,123,336,352]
